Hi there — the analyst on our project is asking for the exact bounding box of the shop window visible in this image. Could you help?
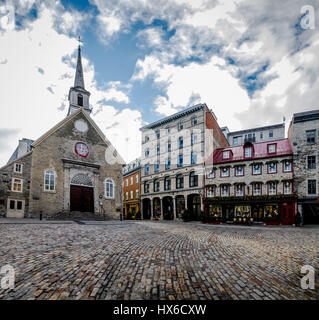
[264,205,280,222]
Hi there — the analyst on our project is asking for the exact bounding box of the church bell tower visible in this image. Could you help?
[67,39,91,116]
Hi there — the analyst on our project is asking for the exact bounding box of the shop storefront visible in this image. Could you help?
[204,196,296,225]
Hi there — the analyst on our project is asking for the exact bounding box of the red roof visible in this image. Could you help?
[206,138,293,165]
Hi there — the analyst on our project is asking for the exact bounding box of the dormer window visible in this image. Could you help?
[77,94,83,106]
[268,144,276,154]
[223,151,230,159]
[244,147,252,158]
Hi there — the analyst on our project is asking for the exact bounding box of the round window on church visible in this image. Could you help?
[75,142,89,158]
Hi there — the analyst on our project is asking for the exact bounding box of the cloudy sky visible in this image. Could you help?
[0,0,318,166]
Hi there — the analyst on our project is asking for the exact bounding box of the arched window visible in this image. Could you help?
[176,174,184,189]
[105,178,114,198]
[189,171,198,187]
[78,94,83,106]
[164,177,171,191]
[154,179,160,192]
[44,170,55,191]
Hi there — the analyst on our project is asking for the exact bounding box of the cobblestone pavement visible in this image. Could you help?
[0,221,318,300]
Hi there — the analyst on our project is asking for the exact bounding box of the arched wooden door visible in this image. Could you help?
[70,174,94,213]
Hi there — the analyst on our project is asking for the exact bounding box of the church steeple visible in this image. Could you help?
[67,37,91,117]
[74,45,85,89]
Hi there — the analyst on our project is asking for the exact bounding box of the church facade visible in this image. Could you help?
[0,46,124,219]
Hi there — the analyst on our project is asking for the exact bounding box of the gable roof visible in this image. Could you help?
[31,108,125,165]
[206,138,293,165]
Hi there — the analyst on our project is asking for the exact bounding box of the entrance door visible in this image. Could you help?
[70,185,94,212]
[281,203,294,225]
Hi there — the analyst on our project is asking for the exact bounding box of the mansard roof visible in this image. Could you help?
[206,138,293,165]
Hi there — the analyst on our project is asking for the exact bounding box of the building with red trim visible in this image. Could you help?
[204,138,296,225]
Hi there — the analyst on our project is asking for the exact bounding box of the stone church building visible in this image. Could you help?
[0,45,124,219]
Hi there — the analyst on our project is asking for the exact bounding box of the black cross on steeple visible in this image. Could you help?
[77,36,83,48]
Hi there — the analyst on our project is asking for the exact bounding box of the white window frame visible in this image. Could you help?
[126,192,128,200]
[223,151,230,159]
[14,163,23,174]
[284,181,292,195]
[44,170,56,191]
[268,162,277,174]
[207,186,215,197]
[221,185,229,197]
[252,164,261,175]
[268,144,276,153]
[221,167,230,177]
[235,166,244,176]
[268,182,276,195]
[11,178,23,193]
[130,190,133,199]
[235,185,244,196]
[253,183,261,196]
[135,174,138,183]
[244,147,252,158]
[130,176,133,185]
[283,161,292,172]
[136,189,139,198]
[126,179,128,186]
[105,178,115,198]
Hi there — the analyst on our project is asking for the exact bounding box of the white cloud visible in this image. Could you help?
[0,4,140,166]
[133,55,250,129]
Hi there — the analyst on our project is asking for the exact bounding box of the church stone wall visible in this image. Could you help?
[28,112,122,219]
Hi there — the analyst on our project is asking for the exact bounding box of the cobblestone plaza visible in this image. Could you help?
[0,221,318,300]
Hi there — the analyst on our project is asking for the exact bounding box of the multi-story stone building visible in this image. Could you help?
[288,109,319,224]
[204,138,296,225]
[0,45,124,219]
[222,123,285,146]
[140,104,228,220]
[122,158,141,219]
